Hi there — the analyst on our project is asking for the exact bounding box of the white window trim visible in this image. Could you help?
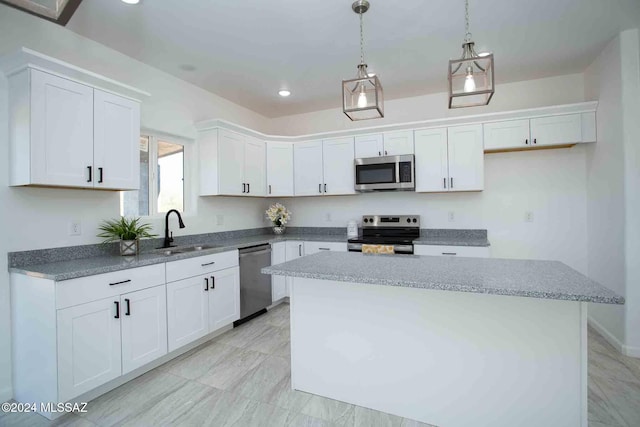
[127,129,195,219]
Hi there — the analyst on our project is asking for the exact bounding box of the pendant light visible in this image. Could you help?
[448,0,494,108]
[342,0,384,121]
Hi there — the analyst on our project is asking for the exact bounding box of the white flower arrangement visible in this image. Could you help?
[266,203,291,227]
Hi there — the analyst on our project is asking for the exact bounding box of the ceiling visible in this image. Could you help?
[65,0,640,118]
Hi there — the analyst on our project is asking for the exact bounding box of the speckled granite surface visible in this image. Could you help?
[262,251,624,304]
[9,232,346,281]
[414,229,490,247]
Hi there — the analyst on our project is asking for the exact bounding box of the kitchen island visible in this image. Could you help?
[262,252,623,427]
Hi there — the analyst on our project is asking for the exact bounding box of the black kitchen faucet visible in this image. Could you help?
[162,209,186,248]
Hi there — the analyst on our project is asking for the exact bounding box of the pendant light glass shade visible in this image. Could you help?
[448,0,494,109]
[343,64,384,121]
[342,0,384,121]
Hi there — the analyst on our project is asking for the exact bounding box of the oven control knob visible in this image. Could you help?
[406,218,411,223]
[413,218,417,223]
[364,218,369,223]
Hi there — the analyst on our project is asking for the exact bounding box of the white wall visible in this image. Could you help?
[583,29,640,357]
[268,74,585,135]
[0,4,271,401]
[274,147,588,274]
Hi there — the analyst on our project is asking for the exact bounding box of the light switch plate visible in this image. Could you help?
[69,220,81,236]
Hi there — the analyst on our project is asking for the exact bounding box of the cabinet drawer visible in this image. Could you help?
[56,264,165,309]
[414,245,490,258]
[166,250,239,283]
[304,241,347,255]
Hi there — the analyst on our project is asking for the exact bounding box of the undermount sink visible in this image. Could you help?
[155,244,217,256]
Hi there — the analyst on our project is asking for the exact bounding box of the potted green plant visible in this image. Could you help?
[97,217,157,256]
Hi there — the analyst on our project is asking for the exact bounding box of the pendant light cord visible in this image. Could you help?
[464,0,471,43]
[360,12,365,66]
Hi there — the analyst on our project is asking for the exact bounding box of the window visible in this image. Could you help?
[121,134,188,217]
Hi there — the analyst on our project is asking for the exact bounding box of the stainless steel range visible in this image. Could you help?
[347,215,420,254]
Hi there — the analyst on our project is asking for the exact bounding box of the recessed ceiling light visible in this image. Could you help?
[121,0,140,4]
[278,90,291,97]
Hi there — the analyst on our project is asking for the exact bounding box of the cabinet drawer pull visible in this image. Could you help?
[201,261,216,267]
[211,276,215,289]
[109,279,131,286]
[114,301,120,319]
[98,167,104,183]
[205,277,209,291]
[87,166,92,183]
[319,248,330,250]
[442,252,457,256]
[124,298,131,316]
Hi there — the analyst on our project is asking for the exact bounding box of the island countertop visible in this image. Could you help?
[262,251,624,304]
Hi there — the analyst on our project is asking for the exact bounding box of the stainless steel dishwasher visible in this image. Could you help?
[236,243,272,325]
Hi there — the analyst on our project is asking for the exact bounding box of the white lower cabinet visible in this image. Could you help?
[120,286,167,374]
[271,242,288,302]
[414,245,490,258]
[304,241,348,255]
[208,266,241,331]
[284,241,305,297]
[166,274,211,352]
[57,296,122,402]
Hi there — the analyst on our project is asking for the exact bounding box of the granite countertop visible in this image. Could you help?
[414,229,490,247]
[262,251,624,304]
[9,233,346,281]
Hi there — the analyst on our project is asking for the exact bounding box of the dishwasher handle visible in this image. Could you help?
[239,248,271,258]
[239,244,272,257]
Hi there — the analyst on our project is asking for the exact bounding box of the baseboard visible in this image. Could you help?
[0,386,12,403]
[587,316,640,358]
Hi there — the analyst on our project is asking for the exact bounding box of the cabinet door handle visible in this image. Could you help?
[299,244,302,256]
[533,138,537,144]
[242,183,246,193]
[98,167,103,183]
[525,139,529,145]
[318,184,322,193]
[247,183,250,193]
[201,261,216,267]
[109,279,131,286]
[324,184,327,193]
[114,301,120,319]
[443,178,447,189]
[269,184,272,194]
[87,166,92,183]
[319,248,330,251]
[385,151,388,155]
[205,277,209,291]
[450,177,454,188]
[378,151,381,156]
[125,298,131,316]
[211,276,215,289]
[442,252,457,256]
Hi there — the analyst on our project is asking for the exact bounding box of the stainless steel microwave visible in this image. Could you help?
[354,155,415,192]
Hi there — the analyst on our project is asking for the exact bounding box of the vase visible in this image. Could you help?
[272,226,286,235]
[120,239,139,256]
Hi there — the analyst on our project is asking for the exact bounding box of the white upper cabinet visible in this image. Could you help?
[217,129,245,195]
[322,137,355,196]
[414,128,449,192]
[244,136,266,196]
[26,69,94,188]
[383,131,414,155]
[484,113,594,152]
[294,141,324,196]
[483,119,530,151]
[354,132,414,158]
[7,68,141,190]
[530,114,582,147]
[200,129,265,197]
[415,126,483,193]
[266,142,294,197]
[93,89,140,190]
[447,125,484,192]
[354,134,384,158]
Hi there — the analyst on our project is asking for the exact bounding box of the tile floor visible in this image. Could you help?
[2,303,639,427]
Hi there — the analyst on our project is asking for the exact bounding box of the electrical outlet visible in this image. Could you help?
[216,214,224,226]
[448,211,455,222]
[69,220,81,236]
[325,212,332,222]
[525,211,534,223]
